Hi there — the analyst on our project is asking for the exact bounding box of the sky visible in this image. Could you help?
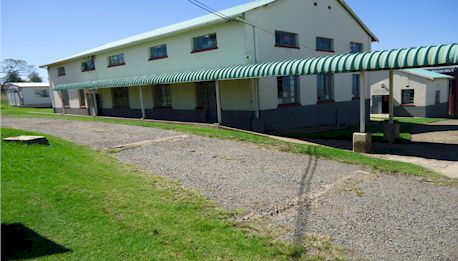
[1,0,457,80]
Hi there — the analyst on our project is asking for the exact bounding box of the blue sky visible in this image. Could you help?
[1,0,457,79]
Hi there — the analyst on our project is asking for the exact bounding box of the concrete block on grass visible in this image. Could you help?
[3,136,49,145]
[353,133,372,153]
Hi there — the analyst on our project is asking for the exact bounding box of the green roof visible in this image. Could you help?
[402,68,454,80]
[55,43,458,91]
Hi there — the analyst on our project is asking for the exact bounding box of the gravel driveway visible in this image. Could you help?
[3,118,458,261]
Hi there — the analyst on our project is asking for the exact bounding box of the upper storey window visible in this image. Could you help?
[316,37,334,52]
[192,33,217,53]
[150,44,168,60]
[108,54,125,67]
[57,66,66,76]
[81,57,96,72]
[350,42,363,53]
[275,31,299,48]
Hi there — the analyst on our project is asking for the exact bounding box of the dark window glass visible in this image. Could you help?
[57,67,66,76]
[81,59,96,72]
[435,90,441,104]
[79,90,86,107]
[275,31,298,48]
[316,37,334,52]
[150,44,168,59]
[277,76,299,104]
[193,33,217,52]
[350,42,363,53]
[108,54,125,67]
[317,74,334,101]
[62,90,70,107]
[154,85,172,107]
[401,89,415,104]
[112,87,129,108]
[352,74,360,97]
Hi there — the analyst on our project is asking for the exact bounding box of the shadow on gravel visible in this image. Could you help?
[292,146,318,244]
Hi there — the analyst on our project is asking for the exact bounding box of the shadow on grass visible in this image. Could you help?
[1,223,70,260]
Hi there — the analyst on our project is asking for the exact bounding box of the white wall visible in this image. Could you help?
[21,87,52,107]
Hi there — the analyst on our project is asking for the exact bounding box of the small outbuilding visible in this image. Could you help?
[5,82,52,108]
[370,69,454,118]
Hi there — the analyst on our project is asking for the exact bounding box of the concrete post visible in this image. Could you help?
[92,91,98,116]
[353,71,372,153]
[139,86,145,119]
[215,80,222,124]
[61,91,66,115]
[385,69,400,143]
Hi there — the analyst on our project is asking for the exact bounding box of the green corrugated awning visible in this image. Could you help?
[55,43,458,91]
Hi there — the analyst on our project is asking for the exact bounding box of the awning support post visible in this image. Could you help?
[384,69,400,143]
[92,90,98,116]
[61,91,66,115]
[139,86,145,119]
[353,71,371,153]
[215,80,222,124]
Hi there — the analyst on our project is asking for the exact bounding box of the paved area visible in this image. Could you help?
[3,118,458,261]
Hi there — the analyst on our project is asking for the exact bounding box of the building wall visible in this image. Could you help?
[21,87,52,107]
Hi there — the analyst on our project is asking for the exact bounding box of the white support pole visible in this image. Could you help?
[389,69,394,124]
[252,79,260,119]
[139,86,145,119]
[61,91,66,115]
[359,71,366,133]
[215,80,222,124]
[92,90,98,116]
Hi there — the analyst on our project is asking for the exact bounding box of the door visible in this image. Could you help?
[196,82,218,123]
[382,95,390,113]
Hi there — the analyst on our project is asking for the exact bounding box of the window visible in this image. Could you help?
[79,90,86,107]
[61,90,70,107]
[112,87,129,108]
[316,37,334,52]
[192,33,217,53]
[275,31,298,48]
[435,90,441,104]
[277,76,299,104]
[352,74,360,98]
[57,67,66,76]
[150,44,168,60]
[317,74,334,102]
[401,89,415,104]
[108,54,125,67]
[350,42,363,53]
[34,90,49,98]
[81,58,96,72]
[154,85,172,107]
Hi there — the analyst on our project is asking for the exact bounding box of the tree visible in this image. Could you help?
[1,59,34,91]
[28,71,43,82]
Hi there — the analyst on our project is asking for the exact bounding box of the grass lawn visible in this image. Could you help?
[3,127,333,260]
[1,99,444,179]
[288,117,447,142]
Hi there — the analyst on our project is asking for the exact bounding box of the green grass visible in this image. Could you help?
[1,100,444,179]
[289,117,447,142]
[3,128,337,260]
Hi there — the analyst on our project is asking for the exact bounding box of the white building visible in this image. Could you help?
[370,69,453,118]
[41,0,378,132]
[5,82,52,108]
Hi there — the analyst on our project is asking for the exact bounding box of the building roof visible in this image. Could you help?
[54,43,458,90]
[7,82,50,88]
[402,68,455,80]
[41,0,377,68]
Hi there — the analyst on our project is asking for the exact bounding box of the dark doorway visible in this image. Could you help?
[382,95,389,113]
[196,82,218,123]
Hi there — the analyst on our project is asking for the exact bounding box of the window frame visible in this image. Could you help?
[57,67,66,76]
[191,33,218,53]
[107,53,125,67]
[435,90,441,104]
[112,87,130,108]
[81,59,96,72]
[149,44,168,60]
[316,37,334,52]
[401,89,415,105]
[350,42,363,54]
[317,74,335,103]
[275,30,299,49]
[79,90,86,107]
[61,90,70,107]
[352,74,360,99]
[277,76,300,105]
[154,85,172,108]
